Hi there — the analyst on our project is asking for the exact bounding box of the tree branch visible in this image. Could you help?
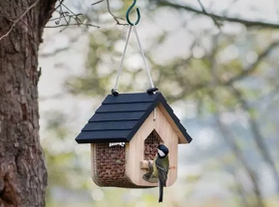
[91,0,127,25]
[228,84,279,194]
[158,1,279,29]
[48,1,100,31]
[0,0,39,41]
[45,23,99,28]
[209,45,264,206]
[214,110,264,207]
[188,40,279,93]
[91,0,104,6]
[226,41,279,85]
[54,0,65,10]
[106,0,127,25]
[196,0,222,28]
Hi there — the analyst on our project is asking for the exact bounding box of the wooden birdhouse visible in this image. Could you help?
[75,92,192,188]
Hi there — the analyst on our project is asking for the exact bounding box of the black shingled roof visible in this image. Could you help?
[76,92,192,144]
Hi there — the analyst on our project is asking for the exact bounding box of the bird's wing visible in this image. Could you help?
[155,158,169,186]
[142,171,159,183]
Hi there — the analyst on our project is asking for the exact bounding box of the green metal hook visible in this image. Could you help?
[126,0,141,25]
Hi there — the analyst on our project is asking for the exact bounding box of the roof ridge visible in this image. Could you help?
[76,92,192,144]
[95,110,146,114]
[101,101,154,105]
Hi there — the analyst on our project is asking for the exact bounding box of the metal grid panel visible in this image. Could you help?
[93,143,126,186]
[144,130,162,160]
[92,143,149,188]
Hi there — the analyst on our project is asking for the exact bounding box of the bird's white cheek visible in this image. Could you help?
[158,149,165,157]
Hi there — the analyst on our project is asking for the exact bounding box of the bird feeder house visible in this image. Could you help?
[76,92,192,188]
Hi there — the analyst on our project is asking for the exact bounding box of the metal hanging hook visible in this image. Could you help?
[126,0,141,25]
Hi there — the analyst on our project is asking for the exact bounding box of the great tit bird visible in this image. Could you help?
[142,144,169,203]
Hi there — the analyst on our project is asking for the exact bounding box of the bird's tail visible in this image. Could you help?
[158,180,163,203]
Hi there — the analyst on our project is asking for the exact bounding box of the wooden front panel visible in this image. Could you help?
[126,113,155,187]
[158,103,189,144]
[154,107,178,187]
[126,107,178,187]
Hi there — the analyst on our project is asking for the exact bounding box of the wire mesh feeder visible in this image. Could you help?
[91,130,162,188]
[92,142,135,188]
[144,130,162,161]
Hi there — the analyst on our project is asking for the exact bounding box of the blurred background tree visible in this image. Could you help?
[39,0,279,206]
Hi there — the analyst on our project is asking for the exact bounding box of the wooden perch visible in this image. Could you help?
[140,160,176,170]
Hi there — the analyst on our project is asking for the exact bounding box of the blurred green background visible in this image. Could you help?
[39,0,279,206]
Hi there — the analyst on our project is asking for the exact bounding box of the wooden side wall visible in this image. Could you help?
[126,106,178,187]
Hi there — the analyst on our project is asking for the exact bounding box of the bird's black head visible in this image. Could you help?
[157,144,169,158]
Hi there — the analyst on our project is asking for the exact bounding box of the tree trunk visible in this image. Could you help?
[0,0,57,206]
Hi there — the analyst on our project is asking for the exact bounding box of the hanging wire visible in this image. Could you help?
[133,26,155,88]
[112,0,157,95]
[113,25,133,92]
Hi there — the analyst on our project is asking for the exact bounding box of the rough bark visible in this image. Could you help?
[0,0,57,206]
